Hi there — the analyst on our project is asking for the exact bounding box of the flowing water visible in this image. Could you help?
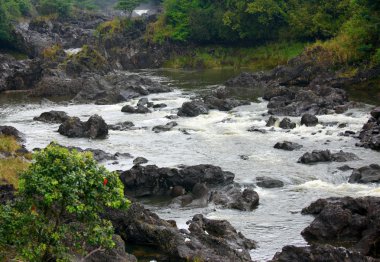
[1,69,380,261]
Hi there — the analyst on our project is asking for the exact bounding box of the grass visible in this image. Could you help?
[0,135,21,153]
[163,42,307,70]
[0,136,30,188]
[0,158,29,188]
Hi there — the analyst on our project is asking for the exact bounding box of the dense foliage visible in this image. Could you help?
[0,144,130,261]
[150,0,380,66]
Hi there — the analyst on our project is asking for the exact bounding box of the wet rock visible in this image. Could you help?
[166,115,179,120]
[301,196,380,258]
[104,203,255,262]
[152,121,178,133]
[274,141,303,151]
[170,185,186,197]
[203,95,250,111]
[210,186,259,211]
[108,121,135,131]
[83,235,137,262]
[266,116,279,127]
[271,245,378,262]
[338,123,348,128]
[136,98,150,107]
[58,114,108,139]
[337,165,354,172]
[0,126,24,142]
[121,105,151,114]
[74,73,172,105]
[133,157,148,166]
[256,177,284,188]
[119,164,234,198]
[177,100,209,117]
[357,107,380,151]
[348,164,380,184]
[33,111,69,124]
[298,150,359,164]
[301,114,319,127]
[240,155,249,160]
[152,103,167,109]
[0,184,15,204]
[247,127,267,133]
[279,118,296,129]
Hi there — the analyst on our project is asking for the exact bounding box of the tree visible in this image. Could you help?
[115,0,144,18]
[0,144,130,261]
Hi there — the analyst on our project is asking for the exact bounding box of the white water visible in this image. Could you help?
[1,72,379,261]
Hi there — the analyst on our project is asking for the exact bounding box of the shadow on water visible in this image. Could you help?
[345,77,380,106]
[150,68,264,101]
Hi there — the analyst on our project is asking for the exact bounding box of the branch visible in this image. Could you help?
[80,247,105,262]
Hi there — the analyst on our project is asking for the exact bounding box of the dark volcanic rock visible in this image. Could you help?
[279,118,296,129]
[266,116,279,127]
[210,185,259,211]
[0,126,24,142]
[357,107,380,151]
[203,95,250,111]
[120,164,235,198]
[0,54,42,93]
[271,245,378,262]
[0,184,15,204]
[274,141,303,151]
[73,73,172,105]
[105,203,255,262]
[301,196,380,258]
[133,157,148,166]
[298,150,359,164]
[34,111,69,124]
[256,177,284,188]
[247,127,267,133]
[58,114,108,139]
[121,105,151,114]
[301,113,319,127]
[177,100,209,117]
[152,121,178,133]
[108,121,135,131]
[83,235,137,262]
[349,164,380,184]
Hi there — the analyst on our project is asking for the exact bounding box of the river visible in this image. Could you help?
[1,69,379,261]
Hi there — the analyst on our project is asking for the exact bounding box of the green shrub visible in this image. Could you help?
[0,144,130,261]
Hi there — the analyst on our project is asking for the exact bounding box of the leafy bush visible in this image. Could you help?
[0,144,130,261]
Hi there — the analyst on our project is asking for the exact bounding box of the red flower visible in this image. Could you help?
[103,178,108,186]
[31,205,36,211]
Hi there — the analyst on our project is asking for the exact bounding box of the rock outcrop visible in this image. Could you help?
[301,196,380,258]
[298,150,359,164]
[58,115,108,139]
[348,164,380,184]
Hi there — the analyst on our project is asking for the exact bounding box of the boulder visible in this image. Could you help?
[274,141,303,151]
[301,114,319,127]
[108,122,135,131]
[0,126,24,142]
[177,101,209,117]
[58,115,108,139]
[256,177,284,188]
[152,122,178,133]
[203,95,250,111]
[133,157,148,166]
[271,245,378,262]
[298,150,359,164]
[119,164,235,198]
[301,196,380,257]
[121,105,151,114]
[357,108,380,151]
[210,185,259,211]
[34,111,69,124]
[348,164,380,184]
[266,116,279,127]
[104,203,255,262]
[279,118,296,129]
